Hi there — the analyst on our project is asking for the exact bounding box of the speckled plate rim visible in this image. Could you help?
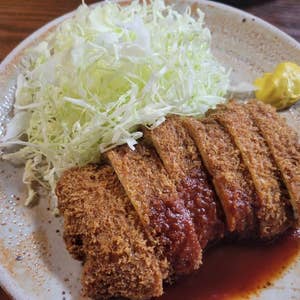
[0,1,299,299]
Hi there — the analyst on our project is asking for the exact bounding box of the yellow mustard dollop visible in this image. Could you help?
[254,62,300,110]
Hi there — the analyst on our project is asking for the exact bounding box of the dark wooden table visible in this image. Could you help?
[0,0,299,299]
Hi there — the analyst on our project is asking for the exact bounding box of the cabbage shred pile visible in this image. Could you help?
[0,0,229,206]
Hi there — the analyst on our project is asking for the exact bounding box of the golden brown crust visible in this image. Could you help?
[107,143,202,275]
[143,116,224,247]
[212,101,290,237]
[61,215,85,260]
[246,100,300,227]
[56,169,89,260]
[143,116,203,182]
[184,117,256,234]
[56,165,163,299]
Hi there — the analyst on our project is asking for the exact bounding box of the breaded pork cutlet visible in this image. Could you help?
[246,100,300,226]
[184,117,256,234]
[143,116,224,248]
[56,165,163,300]
[107,143,202,275]
[210,101,291,237]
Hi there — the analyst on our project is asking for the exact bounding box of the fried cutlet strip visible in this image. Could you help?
[57,165,163,300]
[143,116,224,248]
[61,215,85,260]
[56,173,87,260]
[246,100,300,226]
[210,101,290,237]
[184,117,256,234]
[107,143,202,275]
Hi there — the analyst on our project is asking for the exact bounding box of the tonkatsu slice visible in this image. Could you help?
[57,164,163,299]
[184,117,257,234]
[247,100,300,227]
[210,101,291,237]
[144,116,224,248]
[107,142,202,275]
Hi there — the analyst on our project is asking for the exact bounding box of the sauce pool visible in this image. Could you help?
[158,229,300,300]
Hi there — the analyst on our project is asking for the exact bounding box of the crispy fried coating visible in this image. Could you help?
[56,171,87,260]
[107,143,202,275]
[246,100,300,227]
[211,101,290,237]
[56,165,163,300]
[61,215,85,260]
[184,117,256,234]
[143,116,224,248]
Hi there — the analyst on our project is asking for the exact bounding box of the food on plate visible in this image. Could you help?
[143,116,224,248]
[206,101,290,237]
[107,143,202,276]
[0,0,230,207]
[56,165,163,299]
[56,100,300,300]
[0,0,299,299]
[185,115,256,234]
[254,62,300,110]
[246,100,300,225]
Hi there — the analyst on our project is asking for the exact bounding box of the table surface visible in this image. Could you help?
[0,0,299,299]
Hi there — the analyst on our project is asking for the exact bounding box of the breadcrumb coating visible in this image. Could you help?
[107,142,202,275]
[184,117,256,234]
[56,164,163,299]
[246,100,300,227]
[210,100,290,237]
[144,116,224,248]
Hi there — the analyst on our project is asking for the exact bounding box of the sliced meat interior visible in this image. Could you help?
[56,164,163,299]
[184,117,256,234]
[107,142,202,275]
[210,101,291,237]
[246,100,300,226]
[143,116,224,248]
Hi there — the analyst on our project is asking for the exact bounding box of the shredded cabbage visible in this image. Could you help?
[0,0,230,207]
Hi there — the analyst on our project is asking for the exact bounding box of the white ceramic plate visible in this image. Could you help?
[0,1,300,300]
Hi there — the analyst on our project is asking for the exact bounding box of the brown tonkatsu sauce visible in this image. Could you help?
[177,168,224,248]
[108,143,202,275]
[158,229,300,300]
[149,193,202,275]
[143,117,224,249]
